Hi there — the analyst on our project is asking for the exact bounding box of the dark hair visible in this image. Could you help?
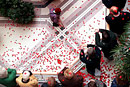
[102,30,110,42]
[22,70,32,76]
[87,47,96,59]
[88,81,97,87]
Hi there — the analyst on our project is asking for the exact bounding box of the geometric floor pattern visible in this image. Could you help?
[0,0,130,87]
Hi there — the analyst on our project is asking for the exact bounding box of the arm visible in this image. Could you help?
[105,16,113,26]
[95,46,101,59]
[80,49,88,63]
[4,68,16,82]
[95,32,104,47]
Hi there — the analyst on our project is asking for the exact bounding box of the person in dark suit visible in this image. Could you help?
[102,0,127,11]
[85,79,107,87]
[58,67,83,87]
[80,44,101,76]
[95,29,118,60]
[41,77,62,87]
[105,6,130,36]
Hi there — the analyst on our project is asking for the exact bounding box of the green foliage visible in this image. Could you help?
[0,0,35,24]
[112,21,130,81]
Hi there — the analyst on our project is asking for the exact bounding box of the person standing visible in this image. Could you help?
[105,6,130,36]
[16,70,38,87]
[95,29,118,60]
[80,44,101,76]
[0,66,17,87]
[41,77,62,87]
[58,67,83,87]
[50,8,65,30]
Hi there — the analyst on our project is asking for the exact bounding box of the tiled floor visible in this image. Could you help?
[0,0,130,87]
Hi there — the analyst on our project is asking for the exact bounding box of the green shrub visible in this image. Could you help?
[0,0,35,24]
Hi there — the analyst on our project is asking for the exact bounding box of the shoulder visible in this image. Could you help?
[106,15,114,22]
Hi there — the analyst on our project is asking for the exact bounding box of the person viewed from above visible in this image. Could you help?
[0,65,17,87]
[58,67,83,87]
[105,6,130,36]
[95,29,118,60]
[41,77,62,87]
[16,70,38,87]
[80,44,101,76]
[50,8,65,30]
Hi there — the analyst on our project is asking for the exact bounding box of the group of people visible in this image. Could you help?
[0,66,129,87]
[0,0,130,87]
[79,0,130,87]
[0,65,107,87]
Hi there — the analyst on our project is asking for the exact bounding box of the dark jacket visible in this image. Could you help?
[80,45,101,76]
[0,68,17,87]
[111,78,129,87]
[41,82,62,87]
[85,80,107,87]
[105,11,130,35]
[95,29,118,60]
[58,67,83,87]
[102,0,127,10]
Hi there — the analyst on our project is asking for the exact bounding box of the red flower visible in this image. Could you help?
[57,59,61,64]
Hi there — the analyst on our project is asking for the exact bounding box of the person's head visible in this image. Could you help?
[116,72,129,86]
[22,70,32,82]
[64,68,74,79]
[102,30,110,41]
[55,8,61,15]
[0,65,8,78]
[87,47,96,59]
[88,81,97,87]
[110,6,119,15]
[48,77,56,87]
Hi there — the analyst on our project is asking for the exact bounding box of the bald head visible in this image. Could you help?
[64,69,74,79]
[110,6,119,15]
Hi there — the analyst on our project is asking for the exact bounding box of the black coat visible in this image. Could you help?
[80,45,101,76]
[95,29,118,59]
[105,11,130,35]
[41,82,62,87]
[102,0,127,10]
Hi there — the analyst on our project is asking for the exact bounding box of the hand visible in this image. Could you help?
[95,29,99,33]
